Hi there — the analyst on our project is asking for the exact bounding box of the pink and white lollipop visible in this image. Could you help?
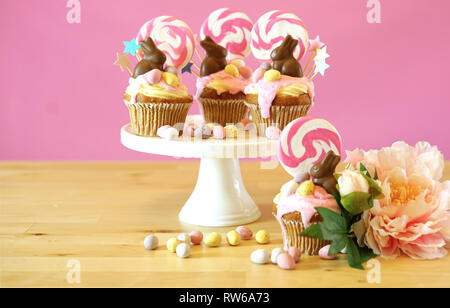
[200,8,253,60]
[136,16,195,70]
[278,117,342,177]
[251,10,309,61]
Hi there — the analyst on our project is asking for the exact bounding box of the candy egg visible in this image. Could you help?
[319,244,337,260]
[252,67,265,82]
[166,237,180,252]
[189,230,203,245]
[143,69,162,84]
[238,66,252,79]
[226,230,241,246]
[164,66,178,76]
[273,192,283,204]
[144,234,159,250]
[182,125,194,138]
[288,247,301,263]
[280,180,299,196]
[235,226,252,240]
[201,125,212,139]
[230,59,245,67]
[213,125,225,139]
[255,230,270,244]
[260,62,272,70]
[270,247,283,264]
[204,232,222,247]
[297,180,315,197]
[224,125,238,138]
[265,126,281,140]
[264,69,281,82]
[177,233,191,245]
[162,72,179,87]
[250,249,270,264]
[194,127,203,139]
[224,64,240,77]
[205,123,216,131]
[163,127,179,140]
[277,253,295,270]
[176,243,191,258]
[157,125,171,138]
[294,172,310,184]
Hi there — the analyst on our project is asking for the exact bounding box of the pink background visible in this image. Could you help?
[1,0,449,160]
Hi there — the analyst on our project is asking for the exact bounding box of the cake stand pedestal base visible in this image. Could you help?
[179,158,261,227]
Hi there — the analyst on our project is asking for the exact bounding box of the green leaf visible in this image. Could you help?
[315,207,347,241]
[332,191,351,228]
[329,236,348,255]
[373,168,379,181]
[301,223,324,239]
[361,173,385,199]
[358,245,377,264]
[359,163,371,178]
[340,192,373,215]
[346,238,364,270]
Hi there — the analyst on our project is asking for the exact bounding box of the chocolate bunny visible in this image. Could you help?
[200,36,227,76]
[270,35,303,78]
[310,151,341,195]
[133,37,167,78]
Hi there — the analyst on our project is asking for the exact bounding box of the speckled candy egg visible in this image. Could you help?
[250,249,270,264]
[288,247,301,263]
[236,226,253,240]
[255,230,270,244]
[319,244,337,260]
[189,230,203,245]
[176,243,191,258]
[277,253,295,270]
[204,232,222,247]
[270,248,283,264]
[166,237,180,253]
[226,230,241,246]
[143,234,159,250]
[177,233,191,245]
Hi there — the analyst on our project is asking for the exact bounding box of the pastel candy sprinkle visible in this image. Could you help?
[255,230,270,244]
[189,230,203,245]
[166,237,180,252]
[176,243,191,258]
[236,226,253,240]
[319,244,337,260]
[277,253,295,270]
[226,230,241,246]
[144,234,159,250]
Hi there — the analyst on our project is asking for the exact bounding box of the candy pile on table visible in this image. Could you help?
[143,226,336,269]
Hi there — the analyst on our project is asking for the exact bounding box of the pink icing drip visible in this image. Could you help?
[195,70,251,100]
[244,75,315,119]
[275,186,338,250]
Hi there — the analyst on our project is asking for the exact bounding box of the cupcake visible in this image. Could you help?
[124,37,193,136]
[195,36,252,126]
[245,35,314,135]
[273,151,340,255]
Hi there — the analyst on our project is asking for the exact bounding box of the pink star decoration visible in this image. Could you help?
[344,149,364,167]
[308,35,325,52]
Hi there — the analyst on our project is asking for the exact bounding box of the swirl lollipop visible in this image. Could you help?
[200,8,253,60]
[278,117,342,177]
[136,16,195,70]
[251,10,309,61]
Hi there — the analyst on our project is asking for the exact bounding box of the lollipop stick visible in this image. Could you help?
[192,61,201,71]
[309,72,319,80]
[306,64,316,78]
[195,48,204,62]
[303,51,315,74]
[126,66,133,76]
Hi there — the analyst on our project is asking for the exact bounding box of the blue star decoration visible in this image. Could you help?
[123,38,140,56]
[314,59,330,76]
[313,46,331,76]
[181,62,194,74]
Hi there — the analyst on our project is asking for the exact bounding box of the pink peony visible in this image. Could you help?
[346,142,450,260]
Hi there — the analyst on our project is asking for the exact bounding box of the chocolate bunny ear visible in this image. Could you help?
[289,38,298,53]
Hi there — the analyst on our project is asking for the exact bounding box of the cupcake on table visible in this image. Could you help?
[274,117,343,255]
[247,10,330,135]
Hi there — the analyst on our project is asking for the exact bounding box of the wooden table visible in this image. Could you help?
[1,161,449,288]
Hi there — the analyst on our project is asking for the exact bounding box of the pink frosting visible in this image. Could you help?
[275,185,338,250]
[195,70,251,100]
[244,75,315,119]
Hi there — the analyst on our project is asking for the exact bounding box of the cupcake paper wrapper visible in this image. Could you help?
[127,102,192,136]
[281,217,330,256]
[245,103,311,135]
[199,98,248,127]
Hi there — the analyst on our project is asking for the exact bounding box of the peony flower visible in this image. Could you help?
[338,170,370,196]
[347,141,450,260]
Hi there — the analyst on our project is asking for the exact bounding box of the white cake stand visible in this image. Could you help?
[120,115,278,227]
